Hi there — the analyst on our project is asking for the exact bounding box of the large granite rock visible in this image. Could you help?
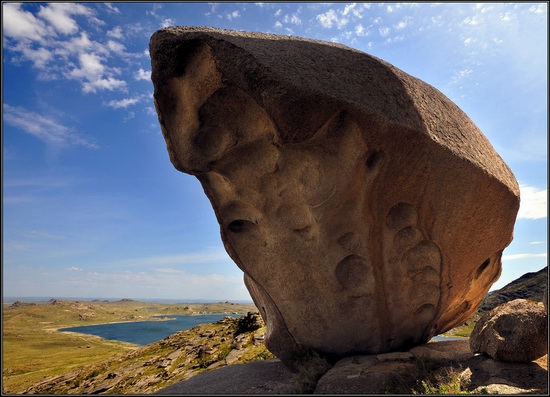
[470,299,548,362]
[150,27,520,368]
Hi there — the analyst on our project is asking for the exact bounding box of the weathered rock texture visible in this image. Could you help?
[150,26,520,367]
[470,299,548,362]
[158,341,548,395]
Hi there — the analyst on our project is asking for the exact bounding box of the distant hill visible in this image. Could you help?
[479,266,547,313]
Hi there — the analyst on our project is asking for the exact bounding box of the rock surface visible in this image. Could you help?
[157,340,548,394]
[544,283,548,313]
[150,26,520,367]
[470,299,548,362]
[156,360,298,394]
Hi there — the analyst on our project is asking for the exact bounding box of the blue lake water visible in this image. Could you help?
[59,314,240,346]
[60,314,465,346]
[431,335,466,342]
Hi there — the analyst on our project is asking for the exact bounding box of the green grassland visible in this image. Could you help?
[2,299,256,393]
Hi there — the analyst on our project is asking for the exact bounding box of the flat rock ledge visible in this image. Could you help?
[156,340,547,394]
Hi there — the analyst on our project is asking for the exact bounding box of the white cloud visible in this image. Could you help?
[135,68,151,81]
[283,13,302,25]
[66,52,126,93]
[82,77,126,93]
[518,184,547,219]
[37,3,92,35]
[379,26,391,37]
[355,23,367,36]
[394,20,408,30]
[529,241,546,245]
[274,21,283,29]
[59,32,108,57]
[106,97,140,109]
[317,9,339,28]
[70,53,105,80]
[161,18,175,28]
[225,10,240,21]
[343,3,364,18]
[17,45,54,69]
[106,40,125,53]
[502,253,547,260]
[450,68,473,84]
[274,9,282,17]
[107,26,123,39]
[67,266,83,272]
[3,104,97,148]
[317,7,354,30]
[2,3,49,41]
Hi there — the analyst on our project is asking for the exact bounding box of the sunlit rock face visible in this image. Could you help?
[150,27,520,368]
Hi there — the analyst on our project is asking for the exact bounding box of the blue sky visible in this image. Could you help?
[2,2,547,301]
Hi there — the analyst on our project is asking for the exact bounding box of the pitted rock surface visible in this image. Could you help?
[150,26,520,368]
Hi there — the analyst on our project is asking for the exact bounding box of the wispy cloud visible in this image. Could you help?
[105,97,140,109]
[529,241,546,245]
[3,104,98,148]
[106,251,232,268]
[37,3,92,36]
[502,253,547,260]
[28,231,65,239]
[224,10,241,21]
[104,3,121,15]
[518,184,547,219]
[107,26,123,39]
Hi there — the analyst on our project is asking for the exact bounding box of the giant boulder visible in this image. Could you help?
[150,27,520,368]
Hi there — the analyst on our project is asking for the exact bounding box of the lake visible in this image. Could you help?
[60,314,465,346]
[59,314,240,345]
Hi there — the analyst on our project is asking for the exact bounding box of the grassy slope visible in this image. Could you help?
[2,299,256,393]
[443,266,547,338]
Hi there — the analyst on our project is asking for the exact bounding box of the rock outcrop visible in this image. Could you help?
[159,340,548,394]
[150,26,520,368]
[478,266,547,312]
[470,299,548,362]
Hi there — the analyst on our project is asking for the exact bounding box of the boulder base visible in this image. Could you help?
[150,26,520,368]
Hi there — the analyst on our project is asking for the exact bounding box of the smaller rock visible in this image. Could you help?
[313,355,417,394]
[470,299,548,362]
[410,339,473,362]
[472,384,538,394]
[235,312,263,335]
